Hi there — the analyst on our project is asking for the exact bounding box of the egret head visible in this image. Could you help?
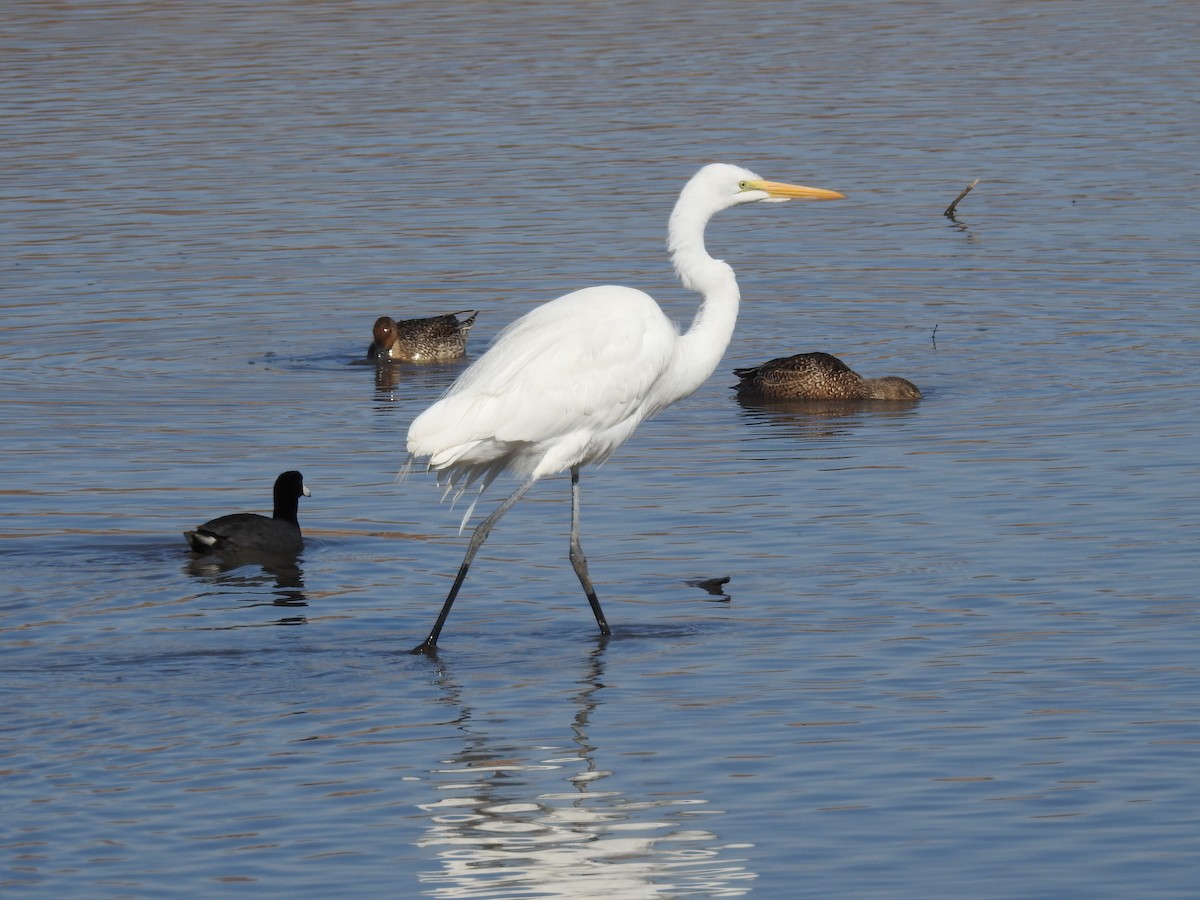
[734,172,846,205]
[678,163,844,219]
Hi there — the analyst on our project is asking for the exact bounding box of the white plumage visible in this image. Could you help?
[405,163,844,653]
[408,285,674,496]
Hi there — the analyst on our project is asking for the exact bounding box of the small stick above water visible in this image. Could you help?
[943,179,980,219]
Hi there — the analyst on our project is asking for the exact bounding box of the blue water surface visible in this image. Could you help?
[2,1,1198,896]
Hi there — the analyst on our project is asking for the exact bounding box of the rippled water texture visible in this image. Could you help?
[3,0,1198,896]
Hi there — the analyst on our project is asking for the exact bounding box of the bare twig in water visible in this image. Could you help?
[931,323,939,350]
[943,179,980,219]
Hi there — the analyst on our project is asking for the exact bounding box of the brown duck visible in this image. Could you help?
[367,310,478,362]
[734,352,921,401]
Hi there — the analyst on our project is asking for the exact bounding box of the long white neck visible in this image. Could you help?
[665,193,741,401]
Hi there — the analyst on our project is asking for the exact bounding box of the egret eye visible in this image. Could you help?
[738,180,749,190]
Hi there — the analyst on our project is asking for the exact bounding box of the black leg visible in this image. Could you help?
[568,466,611,636]
[412,476,537,654]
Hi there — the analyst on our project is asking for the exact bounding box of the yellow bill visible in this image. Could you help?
[744,179,846,202]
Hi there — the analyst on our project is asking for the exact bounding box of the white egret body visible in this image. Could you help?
[406,163,844,653]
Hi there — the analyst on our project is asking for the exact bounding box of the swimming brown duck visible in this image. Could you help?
[367,310,478,362]
[733,352,922,401]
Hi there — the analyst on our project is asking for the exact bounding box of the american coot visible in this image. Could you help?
[733,352,922,401]
[367,310,478,362]
[403,163,845,653]
[184,471,310,558]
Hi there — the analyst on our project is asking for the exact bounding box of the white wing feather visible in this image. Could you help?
[407,285,677,496]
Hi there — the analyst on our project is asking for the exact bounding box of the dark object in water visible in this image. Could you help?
[687,575,732,601]
[184,471,310,558]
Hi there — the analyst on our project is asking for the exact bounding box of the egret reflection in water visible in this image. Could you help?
[415,648,757,896]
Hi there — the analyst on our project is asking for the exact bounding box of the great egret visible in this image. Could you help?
[368,310,479,362]
[184,470,310,557]
[405,163,844,653]
[734,352,922,401]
